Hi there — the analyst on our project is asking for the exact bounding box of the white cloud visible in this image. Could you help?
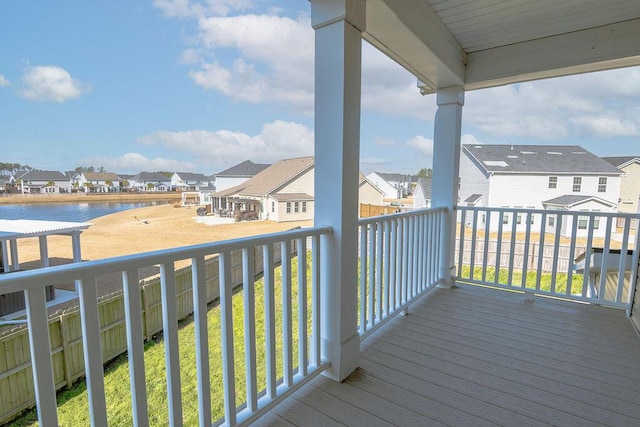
[405,135,434,157]
[83,152,195,173]
[138,120,313,170]
[154,0,252,18]
[0,74,9,87]
[19,65,91,103]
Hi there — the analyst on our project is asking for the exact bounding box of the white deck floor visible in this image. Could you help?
[254,284,640,426]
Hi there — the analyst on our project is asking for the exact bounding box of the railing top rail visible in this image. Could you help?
[0,225,332,294]
[456,205,640,219]
[358,206,447,226]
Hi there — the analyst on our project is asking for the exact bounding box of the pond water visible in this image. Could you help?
[0,201,167,222]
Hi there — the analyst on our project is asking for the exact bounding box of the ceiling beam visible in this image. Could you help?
[363,0,466,93]
[465,18,640,90]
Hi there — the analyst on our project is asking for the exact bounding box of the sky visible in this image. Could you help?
[1,0,639,176]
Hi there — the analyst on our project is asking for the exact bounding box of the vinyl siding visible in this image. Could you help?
[359,181,384,206]
[619,162,640,213]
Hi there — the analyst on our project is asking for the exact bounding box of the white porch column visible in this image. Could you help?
[431,86,464,287]
[311,0,364,382]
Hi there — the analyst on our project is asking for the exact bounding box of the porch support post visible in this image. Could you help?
[431,86,464,288]
[312,0,364,382]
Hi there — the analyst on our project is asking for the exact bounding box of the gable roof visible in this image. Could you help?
[374,172,418,184]
[358,172,385,194]
[464,193,483,204]
[131,172,171,182]
[542,194,617,209]
[215,160,271,178]
[416,177,433,200]
[83,172,120,181]
[462,145,622,175]
[601,156,640,169]
[174,172,208,181]
[217,157,314,197]
[18,170,68,181]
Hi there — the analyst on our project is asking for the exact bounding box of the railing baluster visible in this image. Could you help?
[159,263,183,427]
[122,269,150,427]
[219,252,236,426]
[281,240,293,387]
[311,235,321,367]
[396,218,403,307]
[598,216,613,303]
[297,238,308,377]
[77,276,108,427]
[627,222,640,316]
[376,219,383,322]
[242,248,258,412]
[383,220,391,317]
[566,214,579,297]
[359,224,367,334]
[536,214,547,292]
[508,210,518,287]
[389,219,397,311]
[495,211,504,285]
[583,216,595,299]
[521,212,532,289]
[616,218,632,304]
[368,223,376,326]
[457,208,466,278]
[262,243,276,399]
[550,214,563,294]
[25,286,58,427]
[482,210,491,283]
[190,257,211,427]
[469,210,478,280]
[402,216,410,305]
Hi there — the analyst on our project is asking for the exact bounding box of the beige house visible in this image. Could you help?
[213,157,384,222]
[603,156,640,214]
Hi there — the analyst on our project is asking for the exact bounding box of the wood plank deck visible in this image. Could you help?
[254,284,640,426]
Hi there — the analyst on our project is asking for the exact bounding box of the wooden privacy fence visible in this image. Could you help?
[455,238,587,273]
[359,203,401,218]
[0,243,287,424]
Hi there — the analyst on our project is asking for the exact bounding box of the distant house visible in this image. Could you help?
[214,160,271,192]
[129,172,172,192]
[214,157,383,222]
[171,172,211,191]
[413,177,433,209]
[78,172,121,193]
[358,172,385,206]
[459,144,622,236]
[602,156,640,214]
[16,170,71,194]
[365,172,417,198]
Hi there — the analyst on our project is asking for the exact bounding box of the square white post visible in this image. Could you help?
[431,86,464,287]
[312,0,365,382]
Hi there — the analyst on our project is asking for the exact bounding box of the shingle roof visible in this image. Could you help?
[462,145,621,175]
[542,194,616,208]
[131,172,170,182]
[83,172,120,181]
[359,172,385,194]
[215,160,271,177]
[601,156,640,168]
[18,170,68,181]
[217,157,314,197]
[269,193,313,201]
[416,177,433,200]
[464,193,483,203]
[174,172,208,181]
[375,172,418,183]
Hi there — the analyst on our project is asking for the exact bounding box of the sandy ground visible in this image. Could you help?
[14,204,312,265]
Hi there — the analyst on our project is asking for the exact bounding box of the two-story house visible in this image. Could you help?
[459,144,622,236]
[602,156,640,214]
[77,172,121,193]
[129,172,172,192]
[170,172,210,191]
[213,160,271,193]
[16,170,71,194]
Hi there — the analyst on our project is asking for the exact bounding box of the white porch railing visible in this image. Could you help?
[358,207,447,336]
[456,206,640,309]
[0,226,331,427]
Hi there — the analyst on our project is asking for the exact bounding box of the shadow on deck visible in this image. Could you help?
[255,284,640,426]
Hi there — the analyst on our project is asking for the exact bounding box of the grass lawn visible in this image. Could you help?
[12,253,312,426]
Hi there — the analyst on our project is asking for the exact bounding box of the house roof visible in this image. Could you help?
[416,177,432,200]
[217,157,314,198]
[601,156,640,169]
[131,172,171,182]
[18,170,68,181]
[0,219,91,240]
[269,193,313,201]
[542,194,617,209]
[215,160,271,178]
[462,145,622,175]
[83,172,120,181]
[374,172,418,184]
[174,172,208,182]
[359,172,385,194]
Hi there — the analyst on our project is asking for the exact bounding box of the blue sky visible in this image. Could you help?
[1,0,639,176]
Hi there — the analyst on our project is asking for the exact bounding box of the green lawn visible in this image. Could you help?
[12,253,312,426]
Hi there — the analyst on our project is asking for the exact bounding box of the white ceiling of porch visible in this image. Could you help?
[364,0,640,92]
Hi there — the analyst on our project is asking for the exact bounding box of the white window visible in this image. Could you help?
[548,215,555,227]
[294,202,299,213]
[302,201,307,213]
[501,207,509,224]
[271,202,275,213]
[515,206,523,225]
[598,177,607,192]
[548,176,557,189]
[572,177,582,192]
[286,202,291,213]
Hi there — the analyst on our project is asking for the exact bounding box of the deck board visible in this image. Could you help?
[255,284,640,426]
